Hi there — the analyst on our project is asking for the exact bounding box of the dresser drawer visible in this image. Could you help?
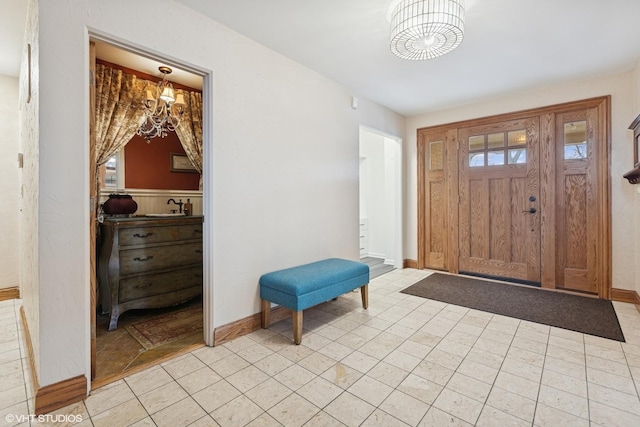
[118,224,202,246]
[120,242,203,275]
[118,266,202,303]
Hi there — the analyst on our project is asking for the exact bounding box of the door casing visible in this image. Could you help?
[417,96,611,298]
[88,34,214,385]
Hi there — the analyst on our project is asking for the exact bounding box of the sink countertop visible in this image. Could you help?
[144,213,186,217]
[102,214,203,223]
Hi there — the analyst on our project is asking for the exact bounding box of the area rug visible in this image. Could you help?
[401,273,625,342]
[125,303,203,350]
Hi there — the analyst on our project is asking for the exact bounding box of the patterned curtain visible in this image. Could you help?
[94,63,147,167]
[92,64,146,236]
[174,90,203,189]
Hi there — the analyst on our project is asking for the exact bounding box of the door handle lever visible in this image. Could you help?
[522,207,537,214]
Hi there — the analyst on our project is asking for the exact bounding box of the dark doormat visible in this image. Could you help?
[401,273,625,342]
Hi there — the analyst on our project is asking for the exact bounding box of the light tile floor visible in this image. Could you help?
[3,268,640,426]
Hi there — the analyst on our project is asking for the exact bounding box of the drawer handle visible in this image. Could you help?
[195,249,203,254]
[133,232,153,238]
[133,256,154,262]
[133,283,153,290]
[194,229,203,234]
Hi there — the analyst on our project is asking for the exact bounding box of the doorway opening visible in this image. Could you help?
[359,127,403,279]
[89,37,212,387]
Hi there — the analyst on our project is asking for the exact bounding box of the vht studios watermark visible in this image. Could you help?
[5,413,84,424]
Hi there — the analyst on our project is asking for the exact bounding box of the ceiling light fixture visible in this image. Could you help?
[390,0,465,60]
[137,66,185,142]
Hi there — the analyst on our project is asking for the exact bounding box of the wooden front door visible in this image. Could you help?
[458,117,541,283]
[417,96,611,298]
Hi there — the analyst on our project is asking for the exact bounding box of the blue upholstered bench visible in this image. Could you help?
[260,258,370,344]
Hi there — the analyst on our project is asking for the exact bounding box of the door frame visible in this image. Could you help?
[359,126,404,269]
[417,96,611,298]
[88,31,215,383]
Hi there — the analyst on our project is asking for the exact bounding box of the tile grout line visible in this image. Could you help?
[414,302,484,425]
[461,309,520,426]
[528,320,550,427]
[584,330,591,427]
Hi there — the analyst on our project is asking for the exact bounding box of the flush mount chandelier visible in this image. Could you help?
[390,0,465,60]
[137,66,185,142]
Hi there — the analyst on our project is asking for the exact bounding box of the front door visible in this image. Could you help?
[418,97,611,297]
[458,117,541,283]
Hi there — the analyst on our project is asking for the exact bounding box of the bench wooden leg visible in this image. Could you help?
[261,299,270,328]
[292,310,303,345]
[360,284,369,309]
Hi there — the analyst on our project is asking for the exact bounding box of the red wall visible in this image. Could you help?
[125,133,200,190]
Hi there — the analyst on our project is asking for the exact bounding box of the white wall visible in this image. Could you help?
[404,71,638,291]
[26,0,404,387]
[0,75,20,289]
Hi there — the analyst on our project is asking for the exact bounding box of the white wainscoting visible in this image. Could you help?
[99,188,203,216]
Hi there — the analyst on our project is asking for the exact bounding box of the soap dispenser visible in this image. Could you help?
[184,198,193,216]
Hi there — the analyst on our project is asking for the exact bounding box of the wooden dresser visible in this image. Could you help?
[98,216,203,330]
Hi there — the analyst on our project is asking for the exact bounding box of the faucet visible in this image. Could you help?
[167,198,183,213]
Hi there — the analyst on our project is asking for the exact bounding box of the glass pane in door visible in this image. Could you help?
[429,140,444,170]
[508,148,526,164]
[488,133,505,149]
[487,151,505,166]
[564,121,587,160]
[508,130,526,146]
[469,135,484,151]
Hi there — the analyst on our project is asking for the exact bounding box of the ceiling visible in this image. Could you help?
[3,1,640,116]
[174,0,640,116]
[94,41,204,90]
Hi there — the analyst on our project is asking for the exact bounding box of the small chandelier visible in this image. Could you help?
[137,66,185,142]
[390,0,465,60]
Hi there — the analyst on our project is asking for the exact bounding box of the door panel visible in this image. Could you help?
[510,178,527,264]
[555,111,598,293]
[458,117,540,283]
[428,180,446,267]
[467,179,486,259]
[419,130,455,270]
